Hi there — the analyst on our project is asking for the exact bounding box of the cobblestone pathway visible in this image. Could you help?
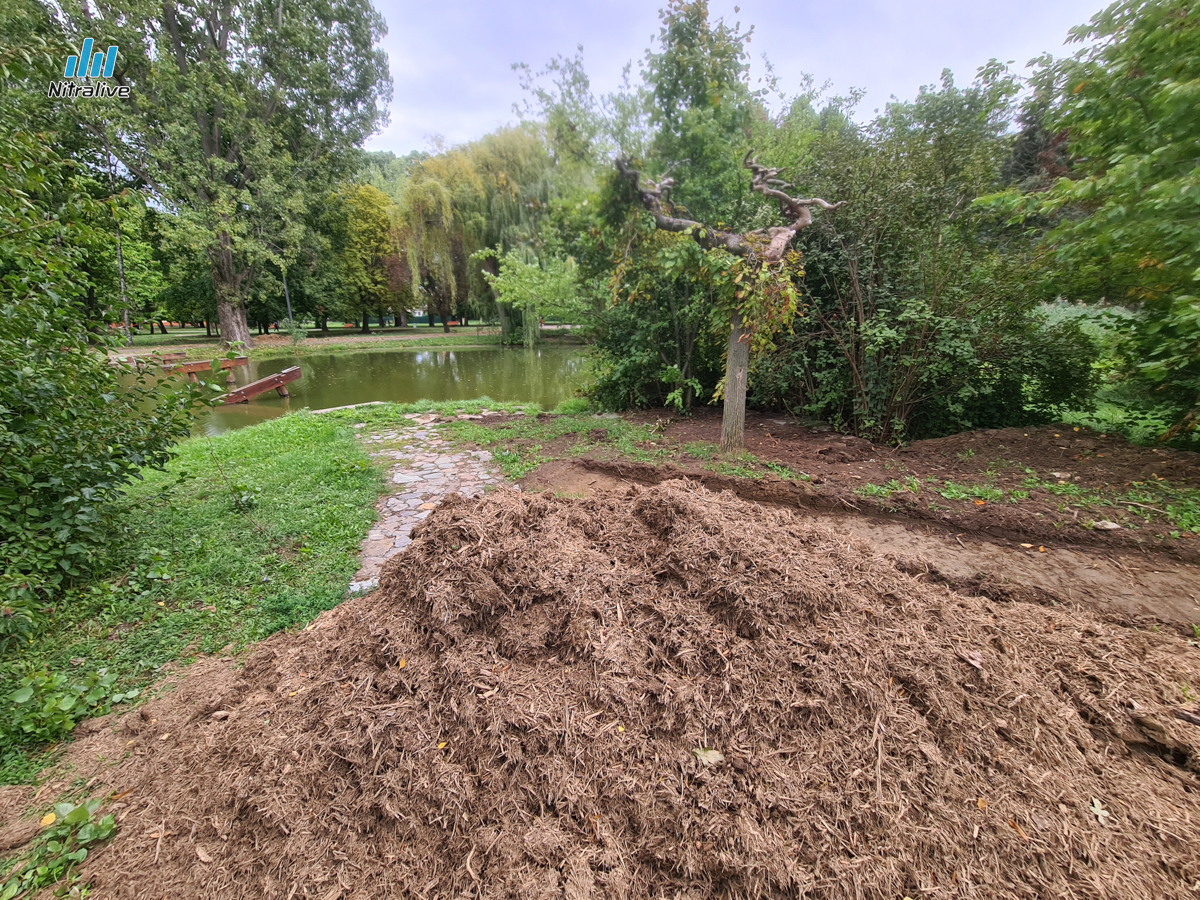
[348,414,504,593]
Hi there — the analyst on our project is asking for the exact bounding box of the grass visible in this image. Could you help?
[852,468,1200,534]
[0,412,386,783]
[440,412,663,479]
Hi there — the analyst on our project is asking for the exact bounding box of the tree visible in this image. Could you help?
[479,249,581,347]
[338,184,396,333]
[615,153,842,451]
[1010,0,1200,440]
[63,0,392,347]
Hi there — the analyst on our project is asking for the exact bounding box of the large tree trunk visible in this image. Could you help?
[496,302,510,342]
[210,232,254,348]
[720,311,750,455]
[360,311,371,334]
[204,319,212,337]
[157,319,169,334]
[215,299,252,348]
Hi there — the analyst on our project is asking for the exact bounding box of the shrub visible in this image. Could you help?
[0,129,196,636]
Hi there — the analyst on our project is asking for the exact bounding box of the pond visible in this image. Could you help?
[192,346,591,434]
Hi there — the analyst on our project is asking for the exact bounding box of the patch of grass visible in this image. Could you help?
[683,441,717,460]
[854,476,921,499]
[440,412,661,478]
[710,461,763,480]
[250,333,506,360]
[0,412,385,782]
[938,481,1003,502]
[552,397,592,415]
[762,460,811,481]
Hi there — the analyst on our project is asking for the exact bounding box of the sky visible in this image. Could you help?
[366,0,1106,154]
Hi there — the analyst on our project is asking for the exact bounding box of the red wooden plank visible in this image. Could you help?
[220,366,301,404]
[163,356,248,375]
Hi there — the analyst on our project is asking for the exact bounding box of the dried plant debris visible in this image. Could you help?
[72,481,1198,898]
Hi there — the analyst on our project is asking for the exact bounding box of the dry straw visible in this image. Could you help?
[87,481,1199,898]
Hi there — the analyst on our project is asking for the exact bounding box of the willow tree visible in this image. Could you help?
[396,129,555,335]
[617,153,844,452]
[396,150,478,332]
[61,0,392,347]
[457,128,555,338]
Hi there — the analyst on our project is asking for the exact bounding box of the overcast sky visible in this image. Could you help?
[366,0,1105,154]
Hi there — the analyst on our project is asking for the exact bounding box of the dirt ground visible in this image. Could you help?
[519,412,1200,630]
[8,482,1200,898]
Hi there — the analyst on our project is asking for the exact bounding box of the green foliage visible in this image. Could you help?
[0,94,197,631]
[479,248,583,347]
[66,0,393,340]
[747,70,1099,441]
[991,0,1200,437]
[0,799,115,899]
[0,413,381,773]
[552,398,592,415]
[3,668,128,747]
[337,183,397,328]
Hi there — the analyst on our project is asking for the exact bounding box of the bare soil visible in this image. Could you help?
[520,412,1200,630]
[31,483,1200,898]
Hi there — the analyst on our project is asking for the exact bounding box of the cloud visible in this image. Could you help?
[366,0,1104,153]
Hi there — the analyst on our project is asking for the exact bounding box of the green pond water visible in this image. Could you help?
[191,346,590,434]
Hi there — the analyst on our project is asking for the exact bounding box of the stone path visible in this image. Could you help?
[348,414,505,593]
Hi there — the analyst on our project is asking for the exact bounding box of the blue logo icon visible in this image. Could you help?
[63,39,118,79]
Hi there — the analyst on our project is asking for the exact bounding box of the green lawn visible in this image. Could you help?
[0,412,385,782]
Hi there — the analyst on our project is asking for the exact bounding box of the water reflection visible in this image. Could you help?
[192,346,590,435]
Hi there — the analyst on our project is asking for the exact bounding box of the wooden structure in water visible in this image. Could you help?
[112,351,187,369]
[220,366,301,404]
[163,356,249,384]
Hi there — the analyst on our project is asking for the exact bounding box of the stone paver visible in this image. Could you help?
[348,413,505,593]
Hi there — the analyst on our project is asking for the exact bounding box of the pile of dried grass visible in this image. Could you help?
[82,481,1199,898]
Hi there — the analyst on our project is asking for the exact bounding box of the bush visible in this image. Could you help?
[750,309,1098,441]
[0,130,196,636]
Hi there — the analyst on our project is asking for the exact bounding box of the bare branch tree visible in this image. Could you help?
[614,151,845,452]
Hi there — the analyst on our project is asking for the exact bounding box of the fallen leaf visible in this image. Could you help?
[211,711,231,720]
[1038,546,1046,553]
[1094,520,1121,531]
[973,500,986,506]
[1090,797,1110,824]
[111,790,133,801]
[39,813,56,827]
[957,650,986,672]
[617,725,625,732]
[437,741,447,749]
[692,748,725,767]
[158,733,170,740]
[1009,819,1030,841]
[397,659,406,669]
[976,798,988,810]
[196,846,213,863]
[288,691,297,697]
[1020,543,1033,549]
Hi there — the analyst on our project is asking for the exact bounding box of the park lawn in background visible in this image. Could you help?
[0,412,384,782]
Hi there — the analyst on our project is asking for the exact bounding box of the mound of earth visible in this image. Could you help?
[66,482,1200,898]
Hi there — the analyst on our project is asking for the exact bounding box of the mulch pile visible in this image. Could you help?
[74,481,1200,898]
